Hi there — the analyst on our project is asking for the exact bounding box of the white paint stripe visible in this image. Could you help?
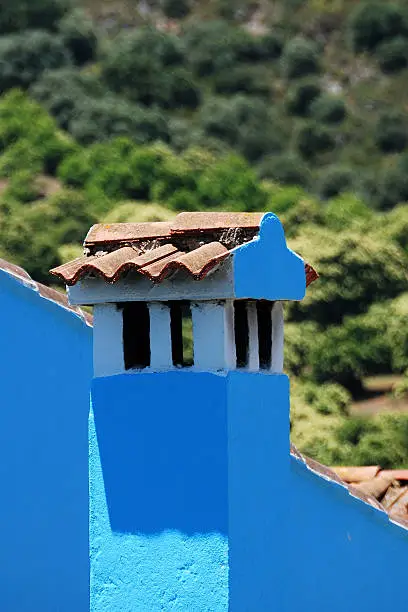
[149,302,173,370]
[93,303,124,377]
[192,300,236,371]
[271,302,284,373]
[247,302,259,371]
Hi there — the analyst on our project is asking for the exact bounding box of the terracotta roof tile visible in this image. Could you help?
[0,258,92,326]
[305,262,319,288]
[379,470,408,482]
[155,242,229,281]
[330,466,381,483]
[382,485,408,510]
[291,445,386,514]
[51,212,319,288]
[0,257,35,284]
[352,473,396,499]
[292,449,408,527]
[49,255,95,286]
[140,251,186,281]
[85,222,172,246]
[388,488,408,522]
[52,244,178,286]
[171,212,264,233]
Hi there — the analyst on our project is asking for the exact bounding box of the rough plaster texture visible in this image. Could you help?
[89,371,289,611]
[233,213,306,301]
[90,368,408,612]
[0,270,93,612]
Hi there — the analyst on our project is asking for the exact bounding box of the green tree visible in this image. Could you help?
[281,38,320,79]
[285,79,321,117]
[289,225,408,325]
[197,154,268,211]
[310,95,346,125]
[376,36,408,73]
[58,8,98,66]
[258,154,311,187]
[200,95,285,161]
[0,31,71,92]
[317,166,354,199]
[0,0,70,34]
[68,97,170,145]
[296,122,335,159]
[30,68,105,130]
[375,111,408,153]
[348,1,408,53]
[101,28,187,107]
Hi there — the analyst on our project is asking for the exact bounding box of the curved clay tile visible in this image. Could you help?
[151,242,230,282]
[51,244,178,285]
[305,263,319,288]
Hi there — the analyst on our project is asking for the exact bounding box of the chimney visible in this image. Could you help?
[52,212,314,611]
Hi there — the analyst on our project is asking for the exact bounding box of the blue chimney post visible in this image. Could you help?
[55,212,309,611]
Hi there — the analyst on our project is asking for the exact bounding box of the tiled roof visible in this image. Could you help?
[51,212,318,287]
[0,258,92,326]
[331,464,408,525]
[292,445,408,529]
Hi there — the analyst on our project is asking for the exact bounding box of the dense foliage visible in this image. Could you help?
[0,0,408,468]
[0,0,407,205]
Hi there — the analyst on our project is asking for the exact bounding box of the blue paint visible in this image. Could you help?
[289,458,408,611]
[88,209,408,611]
[233,212,306,300]
[0,271,92,612]
[90,370,291,611]
[90,371,229,611]
[90,366,408,611]
[91,372,228,535]
[227,372,290,612]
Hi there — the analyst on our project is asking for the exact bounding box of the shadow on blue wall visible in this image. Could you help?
[0,272,92,612]
[92,371,228,535]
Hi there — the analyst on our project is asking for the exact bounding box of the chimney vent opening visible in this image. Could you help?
[170,301,194,367]
[122,302,151,370]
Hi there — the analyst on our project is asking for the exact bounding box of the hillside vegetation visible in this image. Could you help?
[0,0,408,467]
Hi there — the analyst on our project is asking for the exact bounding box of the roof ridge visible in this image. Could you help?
[290,444,408,531]
[0,258,92,326]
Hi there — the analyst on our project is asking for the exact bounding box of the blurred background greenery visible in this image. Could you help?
[1,0,408,467]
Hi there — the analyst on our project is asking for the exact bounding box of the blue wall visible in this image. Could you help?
[90,371,292,611]
[0,272,92,612]
[90,369,408,612]
[288,458,408,612]
[227,372,290,612]
[233,213,306,301]
[90,371,229,611]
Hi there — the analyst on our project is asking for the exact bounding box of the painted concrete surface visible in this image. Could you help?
[90,370,291,611]
[0,271,92,612]
[289,459,408,612]
[90,371,229,611]
[90,367,408,612]
[227,372,290,611]
[233,213,306,301]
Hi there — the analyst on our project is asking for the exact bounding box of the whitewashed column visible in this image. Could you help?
[149,302,173,370]
[191,300,236,370]
[247,301,259,371]
[271,302,284,373]
[93,303,125,377]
